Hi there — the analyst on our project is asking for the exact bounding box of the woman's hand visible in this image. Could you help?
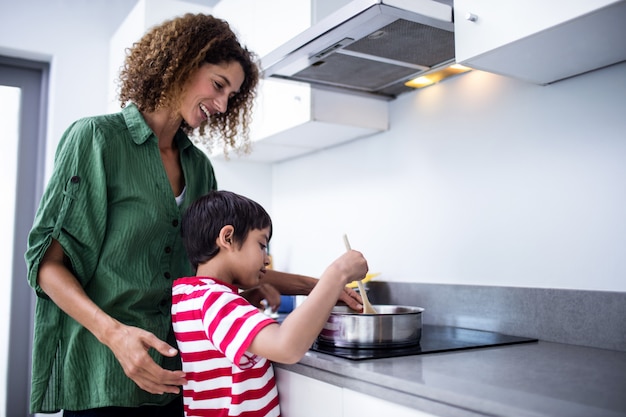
[37,239,186,395]
[240,282,282,312]
[337,285,364,312]
[102,319,187,394]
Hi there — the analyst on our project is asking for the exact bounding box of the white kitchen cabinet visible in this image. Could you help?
[343,388,439,417]
[275,368,441,417]
[275,367,343,417]
[454,0,626,85]
[243,85,388,162]
[211,0,389,162]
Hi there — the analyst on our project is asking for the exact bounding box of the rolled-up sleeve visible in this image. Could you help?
[25,118,109,296]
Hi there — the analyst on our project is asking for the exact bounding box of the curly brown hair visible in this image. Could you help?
[118,13,259,155]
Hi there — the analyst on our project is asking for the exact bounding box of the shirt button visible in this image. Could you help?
[164,272,171,279]
[172,219,179,227]
[164,247,172,254]
[71,176,80,183]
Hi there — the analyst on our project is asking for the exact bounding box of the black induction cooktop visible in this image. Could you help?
[310,325,538,360]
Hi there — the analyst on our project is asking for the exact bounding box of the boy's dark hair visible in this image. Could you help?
[182,190,272,270]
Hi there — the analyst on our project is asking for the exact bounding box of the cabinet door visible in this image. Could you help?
[454,0,626,84]
[455,0,618,62]
[342,388,440,417]
[275,368,343,417]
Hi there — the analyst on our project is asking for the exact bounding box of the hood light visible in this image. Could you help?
[405,64,472,89]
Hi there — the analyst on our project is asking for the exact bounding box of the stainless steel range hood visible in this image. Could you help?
[261,0,455,100]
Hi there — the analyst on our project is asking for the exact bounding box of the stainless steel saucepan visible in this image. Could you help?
[318,305,425,348]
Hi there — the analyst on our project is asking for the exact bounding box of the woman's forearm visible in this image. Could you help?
[37,239,118,343]
[37,239,186,394]
[262,268,364,311]
[262,269,317,295]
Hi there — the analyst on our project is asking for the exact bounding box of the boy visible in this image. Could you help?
[172,190,368,416]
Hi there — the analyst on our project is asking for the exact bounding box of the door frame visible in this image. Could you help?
[0,54,49,417]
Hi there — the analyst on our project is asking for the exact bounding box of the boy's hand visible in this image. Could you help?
[331,250,369,287]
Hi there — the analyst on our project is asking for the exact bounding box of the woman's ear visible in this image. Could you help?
[217,225,235,250]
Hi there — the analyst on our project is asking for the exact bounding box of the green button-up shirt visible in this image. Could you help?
[25,103,217,412]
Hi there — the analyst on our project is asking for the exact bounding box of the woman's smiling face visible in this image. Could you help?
[181,60,245,128]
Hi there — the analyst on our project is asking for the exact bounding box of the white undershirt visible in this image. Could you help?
[175,186,187,207]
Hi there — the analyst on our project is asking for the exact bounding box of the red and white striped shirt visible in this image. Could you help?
[172,276,280,417]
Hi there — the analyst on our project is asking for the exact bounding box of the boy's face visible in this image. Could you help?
[231,227,271,289]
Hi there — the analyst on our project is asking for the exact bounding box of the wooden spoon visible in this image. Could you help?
[342,234,378,314]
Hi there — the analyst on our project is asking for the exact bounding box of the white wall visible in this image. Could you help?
[269,62,626,292]
[0,0,141,181]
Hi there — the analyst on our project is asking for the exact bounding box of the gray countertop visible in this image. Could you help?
[274,340,626,417]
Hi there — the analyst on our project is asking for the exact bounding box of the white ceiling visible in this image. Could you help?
[179,0,222,6]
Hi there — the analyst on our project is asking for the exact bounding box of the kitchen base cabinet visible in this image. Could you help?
[275,368,439,417]
[343,388,438,417]
[275,367,342,417]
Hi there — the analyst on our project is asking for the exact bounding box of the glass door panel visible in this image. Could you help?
[0,84,20,414]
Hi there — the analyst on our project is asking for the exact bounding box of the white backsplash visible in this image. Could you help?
[266,62,626,293]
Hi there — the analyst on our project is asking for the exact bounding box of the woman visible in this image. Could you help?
[25,13,363,416]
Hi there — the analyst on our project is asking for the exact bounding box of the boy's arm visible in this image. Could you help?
[247,250,368,364]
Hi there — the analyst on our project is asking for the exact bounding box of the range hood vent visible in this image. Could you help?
[261,0,455,100]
